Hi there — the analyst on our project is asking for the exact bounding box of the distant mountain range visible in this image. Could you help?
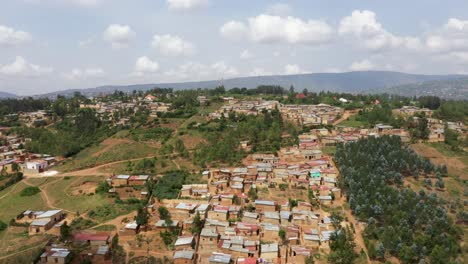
[1,71,467,99]
[0,91,16,99]
[367,77,468,100]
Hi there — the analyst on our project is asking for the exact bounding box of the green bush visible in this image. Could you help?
[20,186,41,196]
[0,220,8,231]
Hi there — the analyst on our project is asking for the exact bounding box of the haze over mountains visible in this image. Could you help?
[1,71,467,99]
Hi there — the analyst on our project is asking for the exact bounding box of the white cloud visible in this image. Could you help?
[240,49,254,59]
[103,24,135,49]
[134,56,160,76]
[24,0,105,7]
[249,67,274,76]
[265,3,292,16]
[163,61,238,81]
[323,68,343,73]
[167,0,209,10]
[349,59,375,71]
[425,18,468,53]
[0,25,32,46]
[220,20,249,41]
[221,14,333,45]
[339,10,421,51]
[78,38,93,48]
[63,68,105,80]
[0,56,53,76]
[211,61,239,77]
[284,64,306,75]
[151,34,195,56]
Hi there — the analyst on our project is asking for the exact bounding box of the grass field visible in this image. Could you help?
[339,116,368,128]
[0,182,48,223]
[56,139,159,172]
[428,142,467,160]
[43,176,111,215]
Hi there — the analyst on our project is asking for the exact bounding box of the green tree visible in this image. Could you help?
[248,188,258,201]
[191,211,204,235]
[60,221,71,241]
[278,228,287,244]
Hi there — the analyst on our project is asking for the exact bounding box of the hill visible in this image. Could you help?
[370,77,468,100]
[0,91,16,98]
[34,71,465,98]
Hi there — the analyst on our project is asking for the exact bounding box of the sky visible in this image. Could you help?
[1,0,468,95]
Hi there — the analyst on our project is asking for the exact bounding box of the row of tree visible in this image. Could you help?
[335,136,461,263]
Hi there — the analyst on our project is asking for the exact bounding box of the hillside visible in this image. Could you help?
[0,91,16,98]
[34,71,464,98]
[369,77,468,99]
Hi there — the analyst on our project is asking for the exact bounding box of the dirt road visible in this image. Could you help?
[333,110,356,126]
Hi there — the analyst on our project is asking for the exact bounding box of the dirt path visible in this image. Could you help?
[92,138,132,157]
[411,143,467,179]
[330,156,371,263]
[0,242,45,260]
[54,155,158,177]
[0,182,20,200]
[22,178,71,213]
[343,206,371,263]
[333,110,356,126]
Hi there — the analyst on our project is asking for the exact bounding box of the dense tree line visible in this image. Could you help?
[335,136,461,263]
[193,108,298,166]
[13,108,116,157]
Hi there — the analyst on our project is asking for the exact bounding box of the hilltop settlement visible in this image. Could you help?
[0,87,466,264]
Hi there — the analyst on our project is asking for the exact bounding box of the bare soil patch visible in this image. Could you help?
[92,138,132,157]
[70,181,99,195]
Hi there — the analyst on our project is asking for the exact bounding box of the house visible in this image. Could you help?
[289,246,311,263]
[155,220,179,231]
[174,236,195,250]
[173,250,195,264]
[128,175,149,186]
[262,212,280,225]
[318,196,333,206]
[39,248,71,264]
[121,221,139,235]
[208,205,229,221]
[254,200,276,212]
[200,228,219,249]
[209,252,232,264]
[237,257,257,264]
[72,232,110,246]
[303,229,321,248]
[25,160,48,173]
[174,203,198,219]
[144,94,157,102]
[112,175,130,186]
[28,210,65,235]
[260,243,279,261]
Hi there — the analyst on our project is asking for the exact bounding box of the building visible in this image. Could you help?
[174,250,195,264]
[208,252,232,264]
[39,248,71,264]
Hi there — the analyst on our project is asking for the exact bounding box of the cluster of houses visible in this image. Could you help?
[395,106,433,117]
[38,231,112,263]
[0,130,56,174]
[209,100,279,119]
[79,94,174,126]
[2,110,53,127]
[110,130,345,264]
[208,99,343,126]
[107,174,150,200]
[279,104,344,126]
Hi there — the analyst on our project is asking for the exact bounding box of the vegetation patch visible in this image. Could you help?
[336,136,461,263]
[20,186,41,196]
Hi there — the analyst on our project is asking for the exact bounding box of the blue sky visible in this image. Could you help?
[1,0,468,95]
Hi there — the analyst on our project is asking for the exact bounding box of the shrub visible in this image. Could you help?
[0,220,7,231]
[20,186,41,196]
